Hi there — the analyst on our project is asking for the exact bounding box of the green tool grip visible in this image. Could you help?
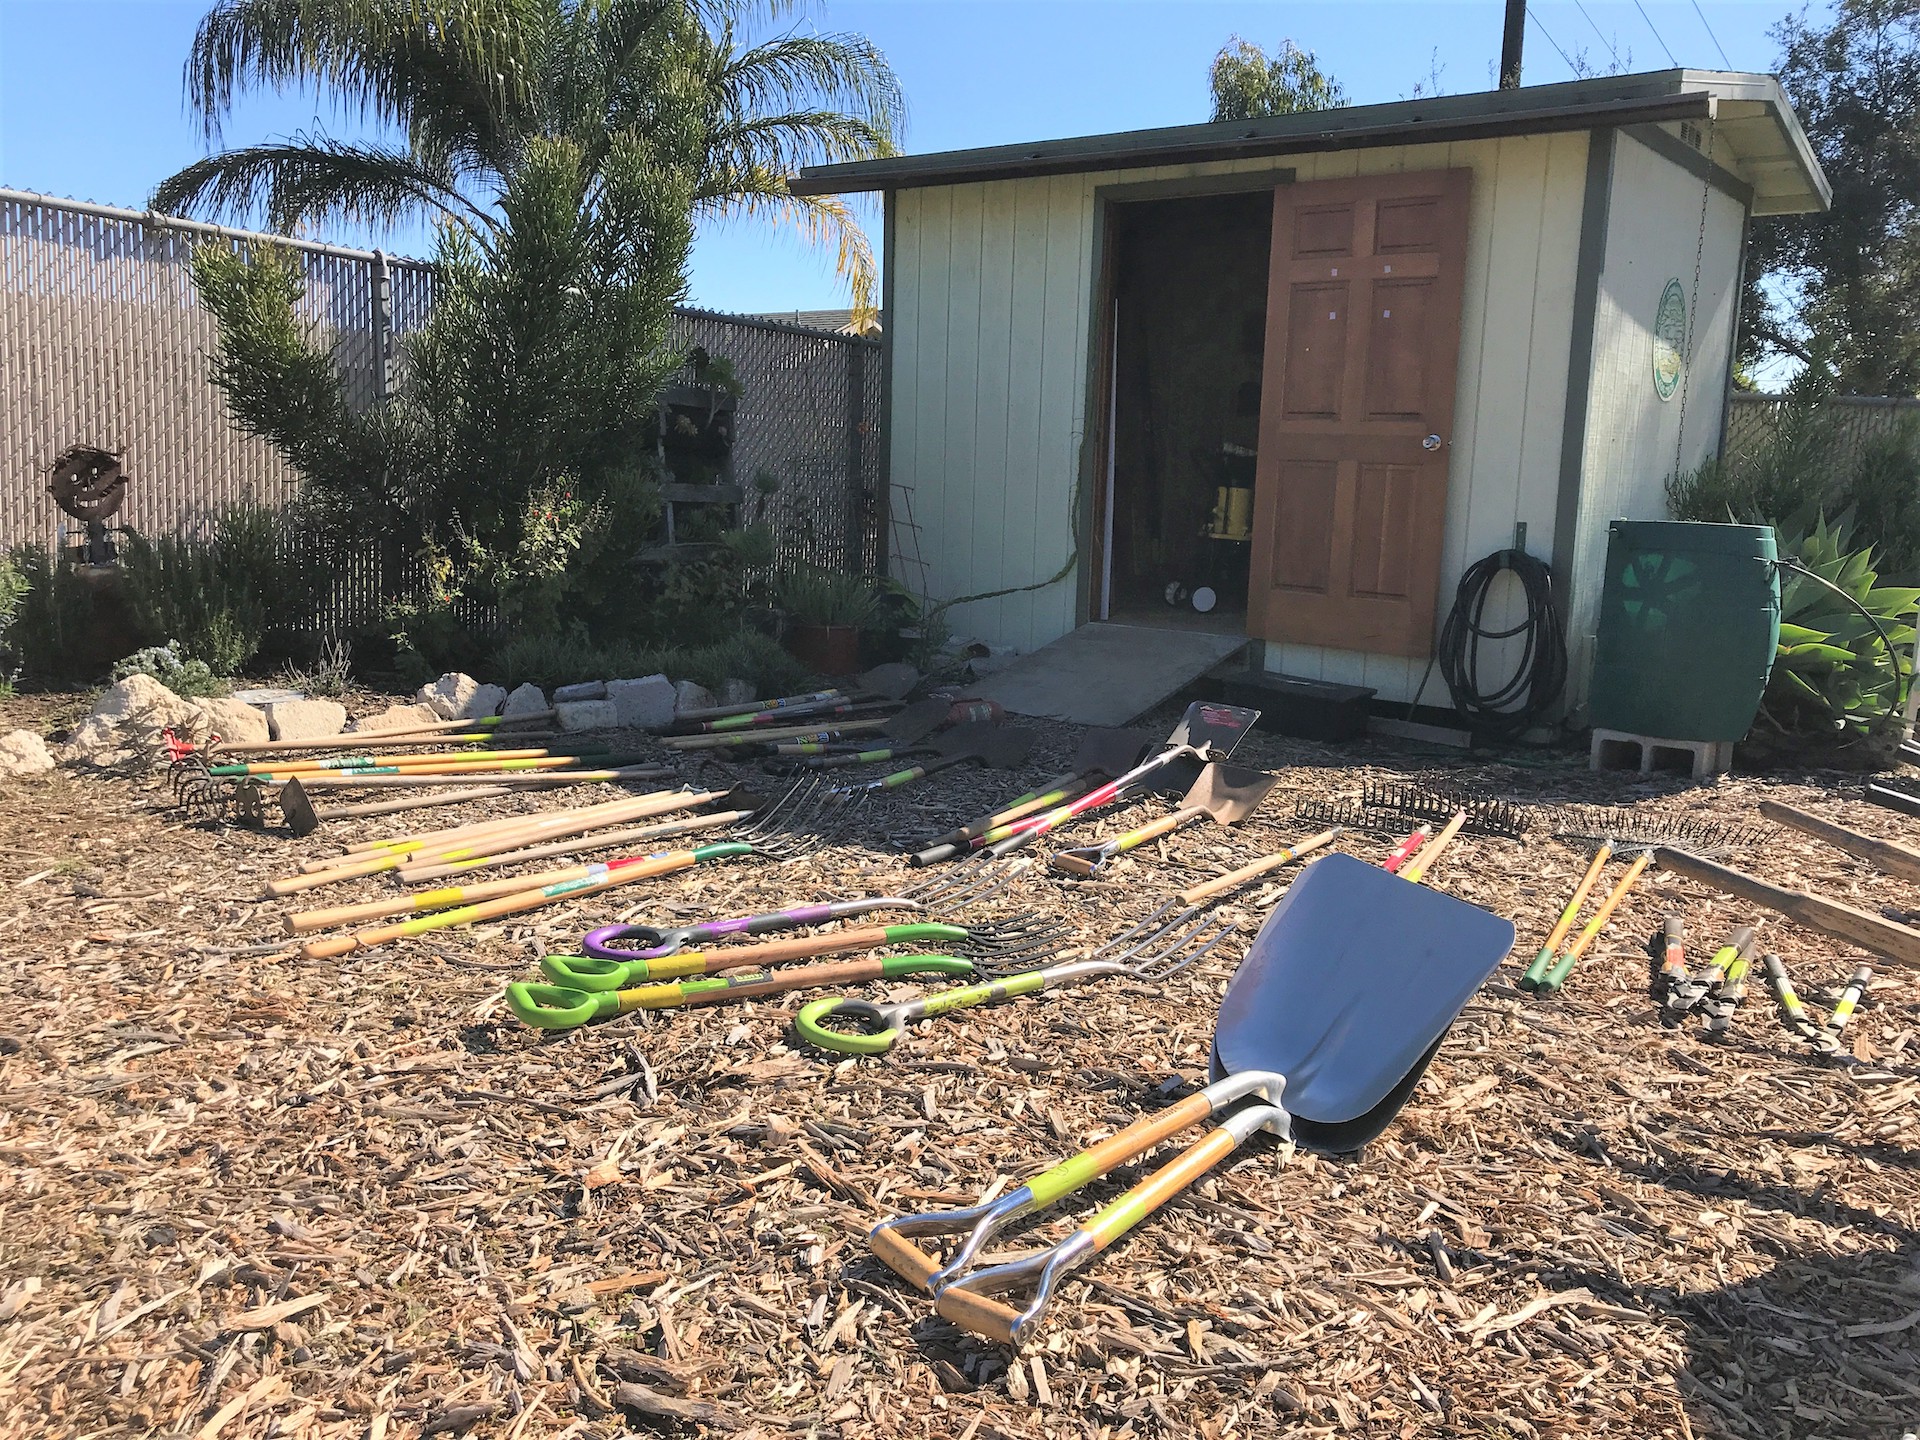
[1520,946,1556,989]
[1538,947,1579,992]
[506,982,621,1029]
[793,996,900,1055]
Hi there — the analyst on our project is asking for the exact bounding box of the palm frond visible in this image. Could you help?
[707,109,894,175]
[697,167,878,316]
[152,137,492,238]
[709,33,904,147]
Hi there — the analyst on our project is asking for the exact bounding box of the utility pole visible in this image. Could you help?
[1500,0,1526,88]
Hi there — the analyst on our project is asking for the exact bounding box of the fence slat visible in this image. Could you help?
[2,191,885,630]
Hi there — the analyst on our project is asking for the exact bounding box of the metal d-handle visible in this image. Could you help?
[1422,434,1444,452]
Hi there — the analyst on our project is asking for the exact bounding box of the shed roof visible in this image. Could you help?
[792,69,1828,216]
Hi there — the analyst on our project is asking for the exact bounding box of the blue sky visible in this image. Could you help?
[0,1,1806,315]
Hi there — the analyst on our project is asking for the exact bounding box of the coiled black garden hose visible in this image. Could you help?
[1431,548,1568,739]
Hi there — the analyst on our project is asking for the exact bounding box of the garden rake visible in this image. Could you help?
[1295,781,1528,841]
[298,780,861,960]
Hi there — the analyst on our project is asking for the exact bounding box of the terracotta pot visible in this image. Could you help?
[784,622,861,676]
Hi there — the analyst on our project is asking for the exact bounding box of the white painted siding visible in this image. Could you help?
[890,135,1593,702]
[1560,130,1746,714]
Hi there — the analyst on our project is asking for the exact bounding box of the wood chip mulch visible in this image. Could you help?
[1,695,1916,1440]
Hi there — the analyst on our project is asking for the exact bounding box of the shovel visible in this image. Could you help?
[771,697,953,762]
[838,722,1036,794]
[909,727,1155,866]
[1050,762,1276,877]
[1208,850,1515,1152]
[985,702,1260,857]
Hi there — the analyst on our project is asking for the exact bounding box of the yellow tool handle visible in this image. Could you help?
[1177,829,1340,903]
[1401,810,1468,885]
[1544,843,1613,955]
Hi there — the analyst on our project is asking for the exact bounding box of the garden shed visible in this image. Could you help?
[793,69,1830,723]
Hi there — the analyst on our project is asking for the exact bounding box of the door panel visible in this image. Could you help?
[1248,169,1472,660]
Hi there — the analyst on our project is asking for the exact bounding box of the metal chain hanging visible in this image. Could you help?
[1674,109,1716,478]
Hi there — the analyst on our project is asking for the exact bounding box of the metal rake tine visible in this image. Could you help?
[1136,915,1241,982]
[902,855,1023,912]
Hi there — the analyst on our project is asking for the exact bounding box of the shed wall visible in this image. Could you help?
[890,135,1592,702]
[1561,128,1747,714]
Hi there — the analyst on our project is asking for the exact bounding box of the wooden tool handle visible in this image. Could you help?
[932,1284,1024,1345]
[868,1230,943,1291]
[1654,848,1920,971]
[689,925,895,972]
[1178,829,1339,903]
[1759,799,1920,884]
[1402,810,1468,885]
[267,851,399,896]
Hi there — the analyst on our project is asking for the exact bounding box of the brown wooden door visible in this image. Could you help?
[1248,169,1472,659]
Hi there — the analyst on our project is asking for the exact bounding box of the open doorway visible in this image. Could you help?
[1101,190,1273,634]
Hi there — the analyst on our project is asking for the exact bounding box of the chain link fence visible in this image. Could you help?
[1,189,884,611]
[1725,391,1920,463]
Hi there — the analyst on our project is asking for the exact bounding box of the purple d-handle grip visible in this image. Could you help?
[580,897,904,961]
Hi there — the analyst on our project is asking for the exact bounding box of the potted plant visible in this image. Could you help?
[777,565,882,675]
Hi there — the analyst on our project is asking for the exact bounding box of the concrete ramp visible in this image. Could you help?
[966,623,1247,726]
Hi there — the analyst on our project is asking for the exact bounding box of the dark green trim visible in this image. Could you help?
[1073,201,1115,626]
[1091,168,1297,204]
[793,79,1728,196]
[1621,123,1754,207]
[1553,128,1617,595]
[878,188,896,579]
[1719,200,1752,460]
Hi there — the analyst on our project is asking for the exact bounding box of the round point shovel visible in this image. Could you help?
[1050,762,1277,877]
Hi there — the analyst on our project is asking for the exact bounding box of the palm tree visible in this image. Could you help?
[153,0,902,309]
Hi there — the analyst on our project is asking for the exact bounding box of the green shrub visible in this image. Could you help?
[0,552,28,664]
[121,530,265,674]
[1762,514,1920,739]
[109,641,229,699]
[4,545,100,685]
[777,565,885,628]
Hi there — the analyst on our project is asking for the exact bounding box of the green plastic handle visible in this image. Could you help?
[1539,948,1579,992]
[1520,945,1556,988]
[793,968,1050,1056]
[506,982,620,1029]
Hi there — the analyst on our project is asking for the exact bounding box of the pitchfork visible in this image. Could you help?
[794,900,1238,1056]
[575,855,1024,962]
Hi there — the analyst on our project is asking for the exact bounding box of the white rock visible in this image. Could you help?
[967,645,1024,677]
[417,673,506,720]
[557,699,619,733]
[266,698,348,742]
[56,715,132,768]
[503,683,549,719]
[352,702,441,733]
[0,729,55,776]
[192,697,270,745]
[554,681,607,703]
[673,679,717,717]
[93,674,199,733]
[719,678,756,706]
[606,674,676,731]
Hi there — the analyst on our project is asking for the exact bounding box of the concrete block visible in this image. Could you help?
[267,698,348,742]
[557,699,619,733]
[503,683,549,718]
[673,680,717,717]
[607,674,676,731]
[193,697,271,745]
[554,681,607,703]
[1589,728,1733,781]
[352,702,441,733]
[0,729,55,776]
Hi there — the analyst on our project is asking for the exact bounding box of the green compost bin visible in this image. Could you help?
[1588,520,1781,742]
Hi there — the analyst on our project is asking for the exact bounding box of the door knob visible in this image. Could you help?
[1422,434,1444,452]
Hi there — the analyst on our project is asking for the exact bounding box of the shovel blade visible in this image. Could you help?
[1168,701,1262,759]
[1210,853,1514,1150]
[1073,727,1156,779]
[279,777,320,837]
[1182,762,1278,824]
[882,697,952,745]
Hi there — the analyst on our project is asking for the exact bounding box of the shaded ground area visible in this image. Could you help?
[1,692,1916,1439]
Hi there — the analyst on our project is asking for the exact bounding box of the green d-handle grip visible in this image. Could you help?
[540,952,634,990]
[796,969,1050,1055]
[507,981,619,1030]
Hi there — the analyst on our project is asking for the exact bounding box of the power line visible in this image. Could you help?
[1691,0,1734,68]
[1572,0,1624,69]
[1527,5,1583,76]
[1633,0,1680,66]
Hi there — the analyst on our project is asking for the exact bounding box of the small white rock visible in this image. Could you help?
[553,681,607,703]
[266,698,348,742]
[673,679,717,717]
[606,674,676,731]
[92,674,199,733]
[0,729,55,776]
[417,673,506,720]
[556,699,619,733]
[56,715,132,768]
[503,682,549,718]
[192,697,271,745]
[351,702,442,733]
[719,678,756,706]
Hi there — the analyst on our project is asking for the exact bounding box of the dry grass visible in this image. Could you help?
[1,694,1916,1440]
